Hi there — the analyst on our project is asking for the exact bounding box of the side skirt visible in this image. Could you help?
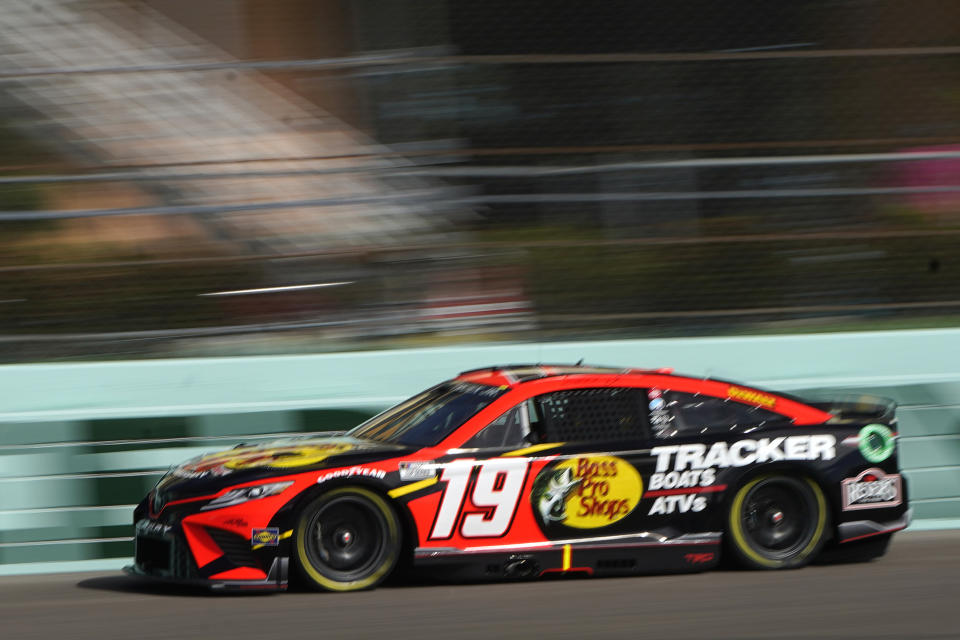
[837,509,912,544]
[413,532,721,581]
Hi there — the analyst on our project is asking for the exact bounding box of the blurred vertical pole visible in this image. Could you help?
[244,0,362,128]
[348,0,460,145]
[140,0,247,55]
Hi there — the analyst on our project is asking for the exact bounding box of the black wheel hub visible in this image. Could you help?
[335,528,355,547]
[306,496,387,579]
[741,479,814,559]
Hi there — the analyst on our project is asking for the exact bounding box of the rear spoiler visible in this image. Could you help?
[803,393,897,426]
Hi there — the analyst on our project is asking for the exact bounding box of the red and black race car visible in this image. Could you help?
[126,364,911,592]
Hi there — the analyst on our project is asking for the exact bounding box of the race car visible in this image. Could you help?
[126,364,911,592]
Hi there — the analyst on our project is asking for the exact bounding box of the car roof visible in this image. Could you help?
[453,363,833,425]
[455,363,674,387]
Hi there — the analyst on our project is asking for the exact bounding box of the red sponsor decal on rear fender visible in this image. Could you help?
[685,552,715,565]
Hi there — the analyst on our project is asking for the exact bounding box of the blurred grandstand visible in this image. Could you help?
[1,0,960,362]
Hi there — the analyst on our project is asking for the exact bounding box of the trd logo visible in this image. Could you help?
[684,552,715,565]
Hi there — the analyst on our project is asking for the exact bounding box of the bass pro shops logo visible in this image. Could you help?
[531,456,642,529]
[176,442,358,477]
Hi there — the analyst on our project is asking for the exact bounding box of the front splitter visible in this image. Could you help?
[123,557,288,592]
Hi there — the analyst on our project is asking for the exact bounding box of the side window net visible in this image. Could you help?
[535,388,644,443]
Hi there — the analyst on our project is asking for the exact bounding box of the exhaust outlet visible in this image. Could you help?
[503,555,539,578]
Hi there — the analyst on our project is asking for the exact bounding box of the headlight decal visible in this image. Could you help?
[201,481,294,511]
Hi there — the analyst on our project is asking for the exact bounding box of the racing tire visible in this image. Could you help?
[727,474,829,570]
[294,486,401,592]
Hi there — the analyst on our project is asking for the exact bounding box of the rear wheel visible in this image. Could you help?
[295,486,401,591]
[727,475,828,570]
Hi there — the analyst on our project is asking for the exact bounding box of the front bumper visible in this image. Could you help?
[129,519,289,591]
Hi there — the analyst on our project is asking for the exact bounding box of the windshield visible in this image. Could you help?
[347,382,506,447]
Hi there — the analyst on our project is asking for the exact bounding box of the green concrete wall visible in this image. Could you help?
[1,329,958,573]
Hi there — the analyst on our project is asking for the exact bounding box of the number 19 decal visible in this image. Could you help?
[430,458,529,539]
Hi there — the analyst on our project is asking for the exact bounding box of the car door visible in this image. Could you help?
[520,386,661,541]
[448,386,660,545]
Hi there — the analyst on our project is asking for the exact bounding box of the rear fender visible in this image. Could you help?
[717,462,837,542]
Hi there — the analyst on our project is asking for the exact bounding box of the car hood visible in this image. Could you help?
[155,434,410,496]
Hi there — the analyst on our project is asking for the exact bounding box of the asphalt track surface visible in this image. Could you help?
[2,531,957,640]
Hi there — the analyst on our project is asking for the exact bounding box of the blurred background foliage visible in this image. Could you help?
[1,0,959,361]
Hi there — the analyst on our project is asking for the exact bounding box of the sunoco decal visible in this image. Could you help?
[858,424,895,463]
[251,527,280,547]
[531,456,642,529]
[842,468,902,510]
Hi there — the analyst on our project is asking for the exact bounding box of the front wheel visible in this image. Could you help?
[727,475,829,570]
[295,486,401,591]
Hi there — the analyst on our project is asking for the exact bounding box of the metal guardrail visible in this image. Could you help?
[5,150,960,184]
[2,46,960,80]
[5,187,960,221]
